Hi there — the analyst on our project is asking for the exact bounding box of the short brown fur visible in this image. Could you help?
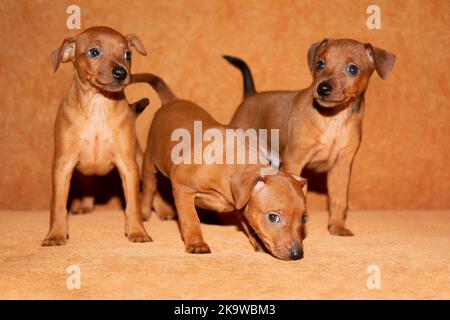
[140,75,308,260]
[42,26,151,246]
[228,39,396,236]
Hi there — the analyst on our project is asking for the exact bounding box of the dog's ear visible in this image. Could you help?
[126,34,147,56]
[307,38,330,72]
[230,170,266,210]
[289,174,308,197]
[364,44,396,79]
[51,37,76,73]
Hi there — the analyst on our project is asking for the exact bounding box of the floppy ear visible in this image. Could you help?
[289,174,308,197]
[364,44,396,79]
[51,37,76,73]
[307,38,330,72]
[230,170,265,210]
[126,34,147,56]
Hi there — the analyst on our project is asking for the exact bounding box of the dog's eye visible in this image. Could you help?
[87,48,101,58]
[267,212,281,223]
[347,64,359,76]
[124,51,132,61]
[301,212,308,225]
[316,60,325,71]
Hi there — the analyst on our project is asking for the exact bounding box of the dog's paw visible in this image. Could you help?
[70,199,82,214]
[156,207,176,221]
[80,197,95,214]
[128,231,152,243]
[328,225,354,236]
[81,205,94,214]
[185,241,211,254]
[70,199,95,215]
[41,234,67,246]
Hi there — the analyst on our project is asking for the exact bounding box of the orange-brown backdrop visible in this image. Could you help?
[0,0,449,210]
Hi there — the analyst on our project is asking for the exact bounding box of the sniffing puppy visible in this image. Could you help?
[42,26,151,246]
[225,39,395,236]
[139,74,308,260]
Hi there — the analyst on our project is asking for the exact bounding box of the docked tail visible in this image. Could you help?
[223,55,256,98]
[131,73,177,105]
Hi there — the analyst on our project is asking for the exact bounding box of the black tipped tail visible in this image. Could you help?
[223,55,256,98]
[131,73,176,105]
[129,98,149,116]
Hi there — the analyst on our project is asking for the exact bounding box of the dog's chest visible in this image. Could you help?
[308,112,351,171]
[77,96,116,175]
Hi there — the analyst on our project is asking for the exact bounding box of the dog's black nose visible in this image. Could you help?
[317,82,332,97]
[112,66,127,82]
[290,246,304,260]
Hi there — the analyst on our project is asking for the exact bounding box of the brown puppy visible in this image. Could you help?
[224,39,395,236]
[139,74,308,260]
[42,26,151,246]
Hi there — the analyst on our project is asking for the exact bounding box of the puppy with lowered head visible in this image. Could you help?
[137,73,308,260]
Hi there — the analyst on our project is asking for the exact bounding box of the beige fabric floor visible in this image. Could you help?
[0,209,449,299]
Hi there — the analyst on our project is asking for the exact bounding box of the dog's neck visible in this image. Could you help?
[72,74,125,115]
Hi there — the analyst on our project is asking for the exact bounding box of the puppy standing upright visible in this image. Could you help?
[42,26,151,246]
[225,39,395,236]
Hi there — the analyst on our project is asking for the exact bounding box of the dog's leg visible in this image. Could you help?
[172,185,210,254]
[135,143,144,173]
[282,147,312,178]
[141,155,158,221]
[327,152,356,236]
[42,158,77,246]
[153,191,176,220]
[238,212,266,252]
[116,158,152,242]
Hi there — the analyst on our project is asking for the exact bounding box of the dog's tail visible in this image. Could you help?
[223,55,256,98]
[131,73,177,105]
[129,98,149,117]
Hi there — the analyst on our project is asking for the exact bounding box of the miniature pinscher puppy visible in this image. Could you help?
[42,26,151,246]
[225,39,395,236]
[138,74,308,260]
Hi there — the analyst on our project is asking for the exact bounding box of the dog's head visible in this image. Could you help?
[231,168,308,261]
[307,38,396,108]
[51,26,147,92]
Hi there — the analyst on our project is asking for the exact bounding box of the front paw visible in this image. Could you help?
[41,233,67,246]
[185,241,211,254]
[328,225,354,236]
